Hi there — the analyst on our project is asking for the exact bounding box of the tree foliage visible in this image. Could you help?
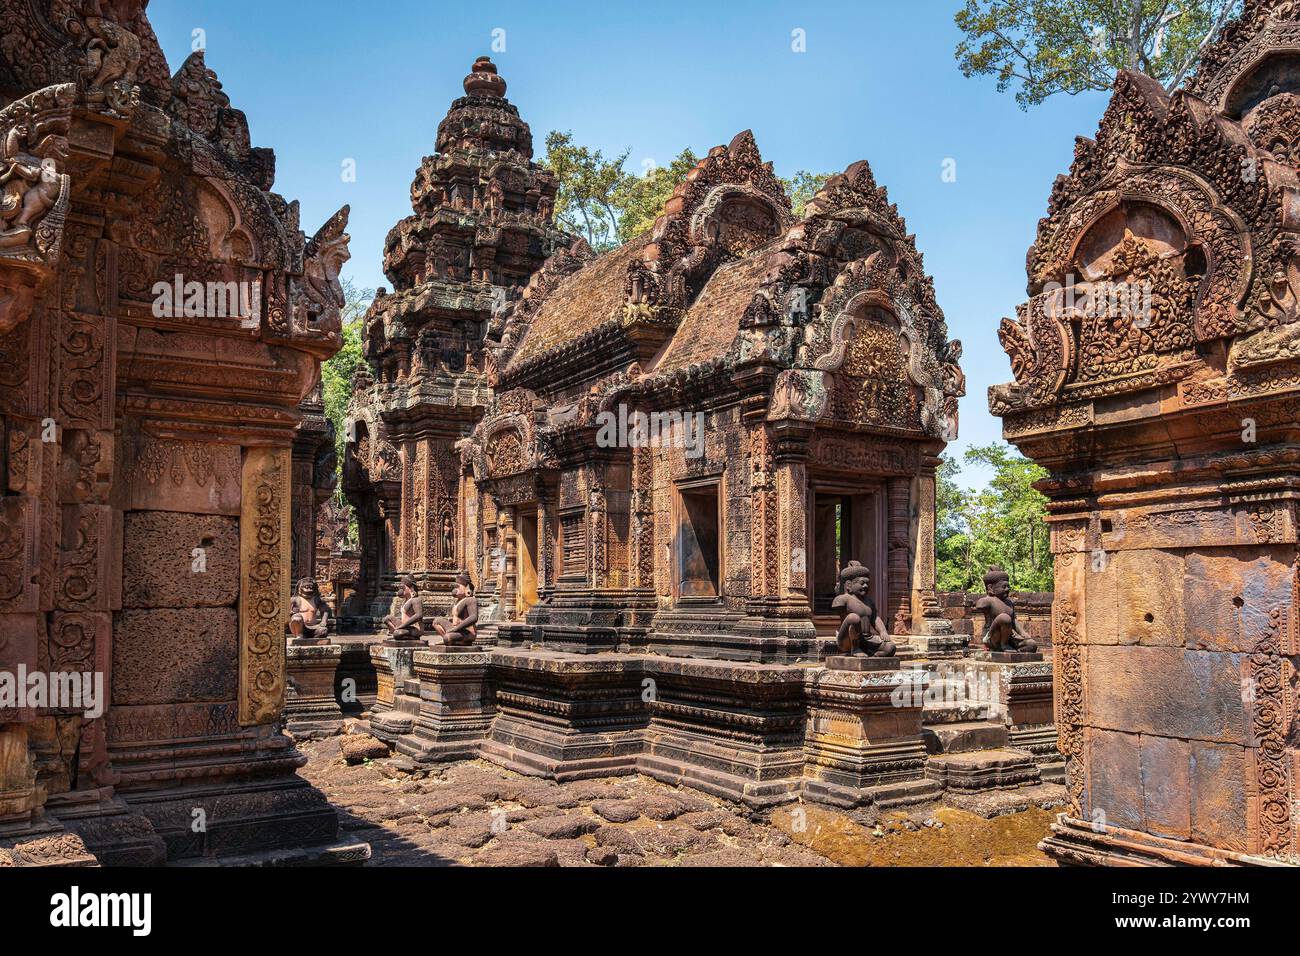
[936,443,1054,592]
[320,277,373,469]
[317,277,372,550]
[543,130,834,250]
[542,131,631,251]
[954,0,1242,108]
[782,170,833,218]
[613,149,700,243]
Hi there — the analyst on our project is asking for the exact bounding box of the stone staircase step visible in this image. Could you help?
[925,747,1041,792]
[922,701,992,724]
[922,720,1008,754]
[868,778,943,809]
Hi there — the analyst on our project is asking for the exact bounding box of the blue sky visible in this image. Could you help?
[148,0,1114,488]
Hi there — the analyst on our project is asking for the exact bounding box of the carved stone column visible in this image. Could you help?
[886,476,912,633]
[910,463,954,643]
[498,506,517,620]
[538,494,555,601]
[776,456,809,609]
[380,494,401,582]
[588,469,608,589]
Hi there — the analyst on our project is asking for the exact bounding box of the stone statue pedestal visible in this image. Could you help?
[288,636,332,647]
[285,642,345,739]
[823,655,900,672]
[394,647,495,763]
[972,649,1044,663]
[802,664,938,809]
[380,637,424,649]
[369,639,418,728]
[958,657,1059,777]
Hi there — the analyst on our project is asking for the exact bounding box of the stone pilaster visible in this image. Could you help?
[239,446,292,727]
[498,506,517,620]
[886,476,912,633]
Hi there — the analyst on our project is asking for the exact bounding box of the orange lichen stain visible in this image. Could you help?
[771,804,1057,867]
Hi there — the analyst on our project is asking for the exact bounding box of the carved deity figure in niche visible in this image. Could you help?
[974,566,1037,653]
[832,561,895,658]
[431,572,478,646]
[288,577,331,643]
[439,512,455,564]
[383,574,424,642]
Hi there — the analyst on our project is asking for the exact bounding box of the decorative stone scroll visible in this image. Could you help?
[239,446,291,725]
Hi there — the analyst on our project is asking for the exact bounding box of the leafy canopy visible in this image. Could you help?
[543,130,833,250]
[936,443,1053,593]
[321,277,372,462]
[954,0,1242,108]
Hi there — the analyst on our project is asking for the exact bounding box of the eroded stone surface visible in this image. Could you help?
[112,608,239,705]
[122,512,239,609]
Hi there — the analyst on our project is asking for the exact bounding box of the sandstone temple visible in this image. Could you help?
[338,56,1056,814]
[0,0,1298,871]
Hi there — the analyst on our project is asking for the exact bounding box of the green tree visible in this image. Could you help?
[542,130,630,251]
[320,277,373,468]
[782,170,833,218]
[318,277,372,550]
[544,133,832,250]
[954,0,1241,109]
[935,456,974,592]
[936,444,1053,592]
[613,149,699,243]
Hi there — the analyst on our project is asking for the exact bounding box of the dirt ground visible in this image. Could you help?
[298,736,1058,867]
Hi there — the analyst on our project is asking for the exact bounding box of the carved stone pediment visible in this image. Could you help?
[788,254,956,437]
[991,66,1295,418]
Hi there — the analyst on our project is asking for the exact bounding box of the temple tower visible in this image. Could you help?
[344,57,567,620]
[991,1,1300,865]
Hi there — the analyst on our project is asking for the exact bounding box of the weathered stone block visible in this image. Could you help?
[120,438,242,516]
[1085,645,1249,744]
[1114,549,1184,647]
[1183,547,1291,653]
[1139,734,1190,840]
[1087,728,1142,830]
[122,511,239,609]
[112,608,239,706]
[1190,740,1248,853]
[1083,563,1118,645]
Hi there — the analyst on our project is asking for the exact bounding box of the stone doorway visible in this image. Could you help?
[810,486,886,628]
[517,510,540,618]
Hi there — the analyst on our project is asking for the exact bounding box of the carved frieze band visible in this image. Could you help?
[239,446,290,725]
